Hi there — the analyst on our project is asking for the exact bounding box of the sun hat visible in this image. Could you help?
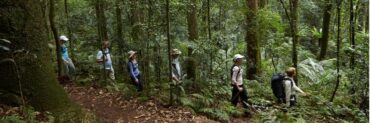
[128,50,136,58]
[233,54,245,62]
[171,49,182,55]
[59,35,69,41]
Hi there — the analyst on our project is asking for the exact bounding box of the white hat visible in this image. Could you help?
[233,54,245,61]
[171,49,182,55]
[59,35,69,41]
[128,50,136,58]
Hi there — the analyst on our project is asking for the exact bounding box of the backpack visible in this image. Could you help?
[230,65,241,85]
[271,73,292,102]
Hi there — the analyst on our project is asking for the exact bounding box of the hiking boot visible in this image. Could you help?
[244,111,252,118]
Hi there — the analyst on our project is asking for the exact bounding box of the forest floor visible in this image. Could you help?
[65,83,251,123]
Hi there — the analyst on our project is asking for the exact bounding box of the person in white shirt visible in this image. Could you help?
[230,54,250,116]
[171,49,182,85]
[283,67,308,107]
[96,41,115,81]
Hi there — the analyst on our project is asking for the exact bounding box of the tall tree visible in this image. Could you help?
[115,0,125,72]
[278,0,300,83]
[330,0,341,102]
[187,0,199,55]
[245,0,261,80]
[95,0,109,42]
[0,0,82,121]
[207,0,213,74]
[290,0,299,84]
[349,0,355,69]
[318,1,333,60]
[64,0,74,60]
[185,0,198,82]
[130,0,144,43]
[166,0,173,105]
[50,0,62,77]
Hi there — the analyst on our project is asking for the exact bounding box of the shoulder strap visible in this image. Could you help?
[237,66,241,79]
[283,78,294,89]
[232,65,241,79]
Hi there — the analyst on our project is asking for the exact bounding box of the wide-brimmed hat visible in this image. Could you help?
[59,35,69,42]
[128,50,136,58]
[233,54,245,61]
[171,49,182,55]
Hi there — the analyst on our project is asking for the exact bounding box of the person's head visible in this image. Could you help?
[233,54,245,65]
[171,49,182,59]
[102,40,110,49]
[128,50,137,61]
[286,67,296,77]
[59,35,69,45]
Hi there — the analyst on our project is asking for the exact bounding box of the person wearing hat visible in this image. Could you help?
[96,40,115,81]
[230,54,250,116]
[127,50,143,92]
[171,49,182,84]
[59,35,75,81]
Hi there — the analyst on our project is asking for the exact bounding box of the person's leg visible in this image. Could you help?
[290,95,297,107]
[239,86,249,109]
[109,67,115,81]
[137,75,143,91]
[131,76,140,91]
[63,62,68,75]
[67,59,76,79]
[231,86,239,106]
[63,62,70,78]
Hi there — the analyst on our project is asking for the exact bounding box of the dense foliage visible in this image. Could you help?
[1,0,368,122]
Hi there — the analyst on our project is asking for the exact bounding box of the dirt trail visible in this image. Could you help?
[64,84,220,123]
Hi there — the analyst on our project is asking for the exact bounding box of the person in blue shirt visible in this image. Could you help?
[127,50,143,92]
[59,35,75,81]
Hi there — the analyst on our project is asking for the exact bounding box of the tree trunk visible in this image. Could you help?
[259,0,266,8]
[290,0,299,84]
[64,0,74,61]
[187,0,198,55]
[245,0,261,80]
[50,0,63,77]
[349,0,355,69]
[186,0,198,82]
[115,0,125,73]
[318,1,332,60]
[95,0,109,42]
[0,0,82,121]
[130,0,144,43]
[330,0,341,102]
[166,0,173,105]
[207,0,212,74]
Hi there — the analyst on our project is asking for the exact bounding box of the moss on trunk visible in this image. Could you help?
[0,0,84,122]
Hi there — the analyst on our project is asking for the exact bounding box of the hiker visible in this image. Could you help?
[171,49,182,85]
[59,35,75,81]
[127,50,143,92]
[230,54,250,116]
[96,40,115,81]
[283,67,308,107]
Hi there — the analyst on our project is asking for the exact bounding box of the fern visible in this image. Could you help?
[298,58,336,83]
